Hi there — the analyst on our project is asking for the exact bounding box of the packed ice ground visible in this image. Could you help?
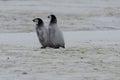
[0,0,120,80]
[0,31,120,80]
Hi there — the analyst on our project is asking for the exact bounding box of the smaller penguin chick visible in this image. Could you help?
[32,18,49,48]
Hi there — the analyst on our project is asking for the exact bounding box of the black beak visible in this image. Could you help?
[48,16,50,18]
[32,19,35,22]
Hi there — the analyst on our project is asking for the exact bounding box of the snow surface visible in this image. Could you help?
[0,0,120,32]
[0,30,120,48]
[0,31,120,80]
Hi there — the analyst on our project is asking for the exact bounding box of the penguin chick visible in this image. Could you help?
[32,18,48,48]
[48,14,65,48]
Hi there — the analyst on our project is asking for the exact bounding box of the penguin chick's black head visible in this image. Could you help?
[48,14,57,24]
[32,18,44,26]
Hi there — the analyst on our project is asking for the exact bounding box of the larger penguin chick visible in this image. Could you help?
[32,18,49,48]
[48,14,65,48]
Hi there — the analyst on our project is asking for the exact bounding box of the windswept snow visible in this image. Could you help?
[0,0,120,32]
[0,30,120,48]
[0,31,120,80]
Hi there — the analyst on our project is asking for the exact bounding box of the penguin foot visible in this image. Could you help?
[40,46,46,49]
[54,47,59,49]
[62,46,65,48]
[54,46,60,49]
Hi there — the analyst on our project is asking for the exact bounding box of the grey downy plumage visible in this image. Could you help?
[48,14,65,48]
[32,18,49,48]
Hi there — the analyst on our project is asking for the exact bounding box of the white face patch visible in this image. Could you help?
[35,19,39,24]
